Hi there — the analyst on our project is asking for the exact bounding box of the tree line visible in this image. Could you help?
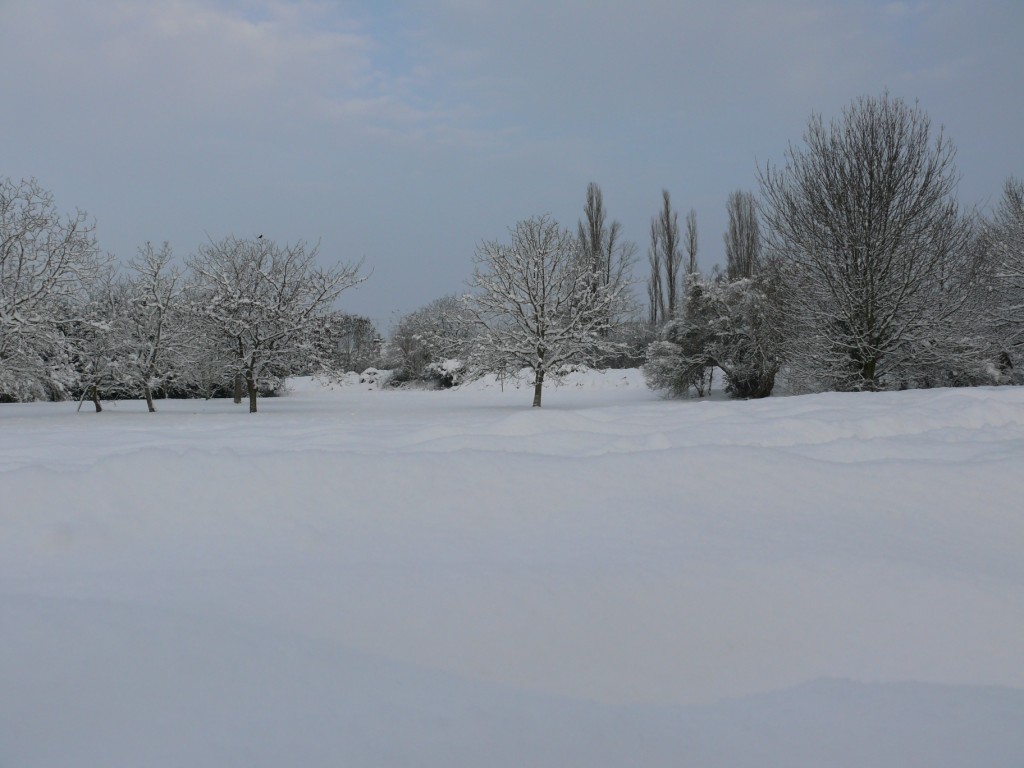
[388,94,1023,404]
[3,94,1023,409]
[647,93,1021,398]
[0,186,366,412]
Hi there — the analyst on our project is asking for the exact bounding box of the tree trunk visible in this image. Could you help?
[246,368,258,413]
[91,385,102,413]
[860,358,878,391]
[233,373,244,404]
[144,383,156,413]
[532,368,544,407]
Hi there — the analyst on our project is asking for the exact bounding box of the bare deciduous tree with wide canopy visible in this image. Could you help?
[760,93,976,391]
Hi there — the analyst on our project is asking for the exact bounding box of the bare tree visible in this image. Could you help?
[986,177,1024,359]
[577,182,636,340]
[0,177,106,401]
[578,182,612,290]
[647,190,683,325]
[647,246,663,327]
[724,190,761,280]
[759,94,976,391]
[466,215,630,407]
[685,208,699,276]
[188,236,365,412]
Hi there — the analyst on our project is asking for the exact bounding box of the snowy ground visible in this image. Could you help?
[2,370,1024,767]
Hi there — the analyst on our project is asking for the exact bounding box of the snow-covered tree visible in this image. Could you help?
[0,177,106,401]
[986,177,1024,363]
[759,94,978,391]
[645,272,781,399]
[315,311,381,375]
[71,269,133,412]
[466,215,631,407]
[188,236,364,412]
[118,242,194,411]
[387,294,475,386]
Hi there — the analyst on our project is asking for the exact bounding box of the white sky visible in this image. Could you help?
[2,0,1021,326]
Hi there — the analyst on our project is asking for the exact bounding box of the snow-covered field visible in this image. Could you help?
[3,369,1024,767]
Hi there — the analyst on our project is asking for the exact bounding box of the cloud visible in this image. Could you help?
[0,0,453,139]
[1,0,1021,321]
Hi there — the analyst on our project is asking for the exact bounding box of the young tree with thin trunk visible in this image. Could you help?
[121,242,190,411]
[467,215,630,407]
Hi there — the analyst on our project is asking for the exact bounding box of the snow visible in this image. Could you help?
[2,371,1024,767]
